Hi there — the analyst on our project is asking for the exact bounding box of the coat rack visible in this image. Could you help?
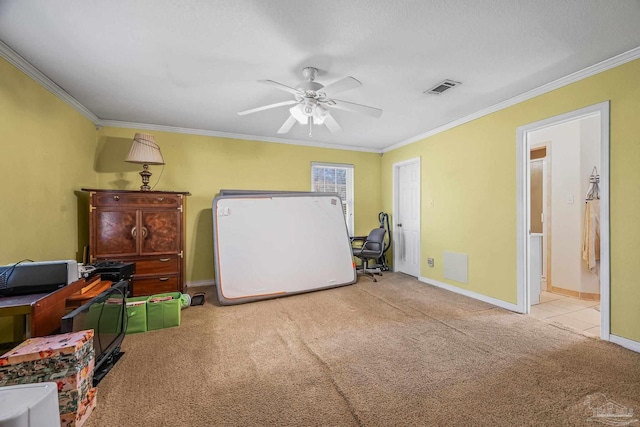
[585,166,600,201]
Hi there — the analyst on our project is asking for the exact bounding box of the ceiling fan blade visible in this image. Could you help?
[321,76,361,97]
[238,100,298,116]
[327,99,383,118]
[323,114,342,133]
[259,80,302,96]
[277,115,297,134]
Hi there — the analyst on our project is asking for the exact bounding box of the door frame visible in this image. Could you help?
[392,157,421,275]
[515,101,610,340]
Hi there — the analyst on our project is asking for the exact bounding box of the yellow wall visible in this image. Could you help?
[0,57,97,265]
[0,57,97,342]
[381,58,640,342]
[94,127,382,283]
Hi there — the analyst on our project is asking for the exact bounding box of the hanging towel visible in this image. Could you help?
[582,199,600,275]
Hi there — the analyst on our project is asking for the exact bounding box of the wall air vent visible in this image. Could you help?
[424,79,461,95]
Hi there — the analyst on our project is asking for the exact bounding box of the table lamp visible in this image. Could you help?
[125,133,165,191]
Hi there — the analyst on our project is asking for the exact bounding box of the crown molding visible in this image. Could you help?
[382,45,640,153]
[0,41,377,152]
[98,120,381,153]
[0,40,101,124]
[4,37,638,155]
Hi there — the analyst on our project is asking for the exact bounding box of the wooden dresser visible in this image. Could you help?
[82,189,190,296]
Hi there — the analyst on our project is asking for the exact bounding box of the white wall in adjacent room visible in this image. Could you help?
[529,115,601,295]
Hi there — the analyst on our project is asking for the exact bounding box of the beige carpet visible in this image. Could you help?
[85,273,640,427]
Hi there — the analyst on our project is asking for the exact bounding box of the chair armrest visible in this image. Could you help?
[351,236,367,256]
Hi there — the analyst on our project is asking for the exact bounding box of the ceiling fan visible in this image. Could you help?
[237,67,382,137]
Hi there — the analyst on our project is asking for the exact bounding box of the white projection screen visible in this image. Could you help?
[212,192,356,305]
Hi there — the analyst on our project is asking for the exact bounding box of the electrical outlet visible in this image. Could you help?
[427,258,434,267]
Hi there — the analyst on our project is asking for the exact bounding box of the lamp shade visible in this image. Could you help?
[125,133,165,165]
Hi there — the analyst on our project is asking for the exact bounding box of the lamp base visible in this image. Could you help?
[139,164,152,191]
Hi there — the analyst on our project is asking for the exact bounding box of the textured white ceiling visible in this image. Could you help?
[1,0,640,151]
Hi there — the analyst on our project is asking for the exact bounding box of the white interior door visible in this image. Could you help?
[394,158,421,277]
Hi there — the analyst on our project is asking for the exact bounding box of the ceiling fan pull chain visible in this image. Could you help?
[309,120,313,137]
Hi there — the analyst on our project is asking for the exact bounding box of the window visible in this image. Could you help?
[311,162,354,235]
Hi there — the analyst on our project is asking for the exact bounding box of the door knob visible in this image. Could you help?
[398,224,403,227]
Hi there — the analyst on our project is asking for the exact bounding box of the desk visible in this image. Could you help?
[65,279,112,309]
[0,277,99,341]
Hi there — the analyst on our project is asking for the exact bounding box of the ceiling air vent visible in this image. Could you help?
[424,79,461,95]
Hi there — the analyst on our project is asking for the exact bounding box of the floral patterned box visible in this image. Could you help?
[58,373,93,414]
[0,350,94,390]
[0,330,94,392]
[0,330,94,366]
[60,386,98,427]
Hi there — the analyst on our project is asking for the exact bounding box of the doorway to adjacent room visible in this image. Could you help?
[516,101,610,340]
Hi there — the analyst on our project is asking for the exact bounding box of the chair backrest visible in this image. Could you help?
[364,228,386,253]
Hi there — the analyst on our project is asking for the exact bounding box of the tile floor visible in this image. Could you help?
[531,291,601,337]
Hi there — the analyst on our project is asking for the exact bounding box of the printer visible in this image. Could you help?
[0,260,79,297]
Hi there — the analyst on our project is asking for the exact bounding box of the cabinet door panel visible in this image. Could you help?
[94,210,137,257]
[140,211,180,255]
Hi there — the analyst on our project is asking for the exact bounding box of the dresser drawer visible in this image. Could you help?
[133,257,180,276]
[133,276,179,296]
[92,192,182,209]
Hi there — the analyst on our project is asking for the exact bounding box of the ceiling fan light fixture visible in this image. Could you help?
[290,99,328,125]
[290,105,308,124]
[313,114,326,125]
[314,105,328,125]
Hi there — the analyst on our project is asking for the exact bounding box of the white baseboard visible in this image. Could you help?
[186,279,216,288]
[418,276,520,312]
[418,278,639,353]
[609,334,640,354]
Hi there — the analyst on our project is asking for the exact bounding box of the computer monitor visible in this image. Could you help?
[61,280,127,385]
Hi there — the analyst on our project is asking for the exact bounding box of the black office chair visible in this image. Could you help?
[351,228,387,282]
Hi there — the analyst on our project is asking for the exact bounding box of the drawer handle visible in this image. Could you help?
[158,277,170,282]
[113,195,120,201]
[141,226,148,238]
[158,258,170,262]
[158,197,164,202]
[131,226,136,238]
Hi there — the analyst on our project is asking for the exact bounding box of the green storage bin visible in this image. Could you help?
[125,296,149,334]
[146,292,182,331]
